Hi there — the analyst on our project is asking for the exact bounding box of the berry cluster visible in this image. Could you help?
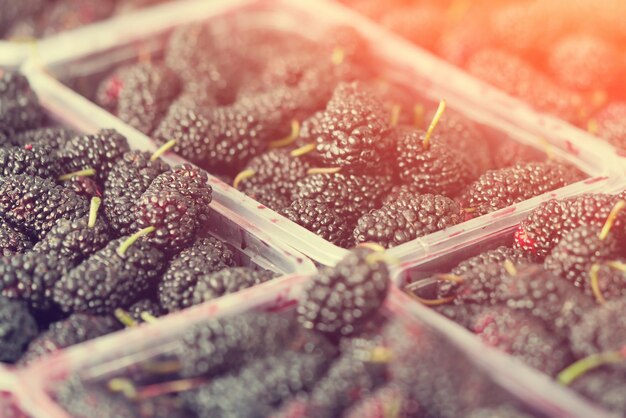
[54,248,536,418]
[407,192,626,415]
[342,0,626,149]
[0,72,280,364]
[90,24,581,249]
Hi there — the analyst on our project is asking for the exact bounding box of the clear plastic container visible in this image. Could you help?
[21,0,626,267]
[393,190,626,417]
[326,0,626,176]
[12,275,582,418]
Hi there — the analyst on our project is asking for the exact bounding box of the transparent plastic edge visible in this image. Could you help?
[389,288,619,418]
[13,276,592,418]
[21,0,625,268]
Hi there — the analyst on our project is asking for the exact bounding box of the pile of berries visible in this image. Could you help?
[54,248,538,418]
[0,71,278,365]
[406,192,626,415]
[341,0,626,150]
[89,22,581,249]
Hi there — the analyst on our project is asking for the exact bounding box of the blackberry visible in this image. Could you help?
[0,218,32,256]
[0,252,72,310]
[19,313,120,364]
[471,307,573,377]
[201,105,267,175]
[569,298,626,358]
[514,194,625,260]
[59,129,130,183]
[95,64,134,113]
[353,194,463,248]
[294,172,393,224]
[491,264,595,333]
[158,236,235,312]
[64,175,101,199]
[52,236,165,315]
[450,246,531,278]
[589,263,626,302]
[115,62,181,135]
[432,304,489,329]
[437,262,510,305]
[423,108,493,175]
[492,140,544,170]
[0,0,42,37]
[32,214,111,264]
[185,351,329,417]
[103,150,169,236]
[344,383,416,418]
[191,267,276,305]
[396,126,475,198]
[0,144,62,179]
[0,174,89,239]
[381,183,423,205]
[297,248,389,337]
[244,188,292,213]
[280,199,353,248]
[570,367,626,415]
[172,313,294,378]
[462,161,583,216]
[152,97,213,166]
[314,82,394,170]
[135,190,195,252]
[236,149,310,211]
[544,225,623,290]
[295,111,324,158]
[147,164,212,222]
[308,351,387,417]
[9,127,77,149]
[55,375,137,418]
[0,297,38,362]
[0,71,45,133]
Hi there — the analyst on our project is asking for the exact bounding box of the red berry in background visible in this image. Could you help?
[547,34,622,92]
[437,14,493,66]
[588,102,626,151]
[381,5,446,51]
[489,2,570,59]
[467,48,585,124]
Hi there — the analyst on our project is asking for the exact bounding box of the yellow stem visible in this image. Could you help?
[151,139,177,161]
[268,120,300,149]
[307,167,341,175]
[599,200,626,240]
[117,226,155,256]
[423,100,446,150]
[232,169,255,189]
[58,168,96,181]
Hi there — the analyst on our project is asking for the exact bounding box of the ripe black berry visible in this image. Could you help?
[280,199,353,248]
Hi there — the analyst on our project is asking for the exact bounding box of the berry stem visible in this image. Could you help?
[413,104,425,128]
[114,308,138,327]
[88,197,102,229]
[331,47,345,66]
[538,137,555,160]
[599,200,626,240]
[307,167,341,175]
[140,311,158,323]
[589,264,606,305]
[503,260,518,276]
[422,100,446,150]
[366,252,398,267]
[141,360,182,374]
[356,242,386,253]
[58,168,96,181]
[557,349,626,385]
[407,291,456,306]
[151,139,177,161]
[136,378,206,401]
[269,120,301,149]
[435,274,464,284]
[107,378,138,399]
[291,143,316,157]
[587,119,599,135]
[607,261,626,272]
[389,105,402,127]
[117,226,155,256]
[232,169,255,189]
